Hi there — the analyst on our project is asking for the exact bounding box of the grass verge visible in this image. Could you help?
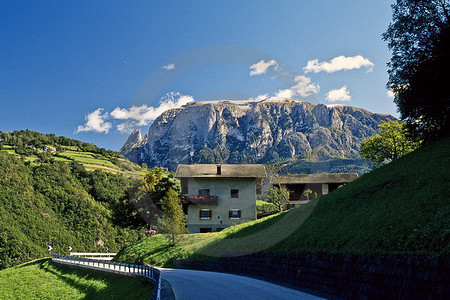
[0,258,153,299]
[115,138,449,266]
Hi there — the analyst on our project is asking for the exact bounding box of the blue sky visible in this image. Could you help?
[1,1,397,150]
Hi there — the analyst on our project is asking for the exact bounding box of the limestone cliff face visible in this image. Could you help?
[120,99,395,170]
[119,129,147,165]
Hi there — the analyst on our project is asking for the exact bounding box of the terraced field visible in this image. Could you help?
[58,151,145,176]
[0,147,145,177]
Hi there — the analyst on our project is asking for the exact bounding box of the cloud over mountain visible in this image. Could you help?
[275,75,320,98]
[76,92,194,134]
[326,86,352,102]
[249,59,279,76]
[304,55,374,73]
[76,108,111,134]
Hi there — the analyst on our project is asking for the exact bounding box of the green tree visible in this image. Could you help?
[383,0,450,141]
[303,189,313,201]
[360,120,421,166]
[264,186,290,211]
[159,188,186,245]
[114,167,180,228]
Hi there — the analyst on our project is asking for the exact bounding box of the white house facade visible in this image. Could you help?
[175,164,266,233]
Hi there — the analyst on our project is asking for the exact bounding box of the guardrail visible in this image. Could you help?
[69,252,117,260]
[52,254,161,300]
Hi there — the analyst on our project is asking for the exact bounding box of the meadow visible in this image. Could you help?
[0,258,152,299]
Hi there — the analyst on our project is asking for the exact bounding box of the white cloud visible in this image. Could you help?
[304,55,374,73]
[249,59,279,76]
[248,94,270,101]
[326,86,352,102]
[387,89,395,98]
[275,75,320,98]
[162,64,175,70]
[116,123,135,134]
[274,88,294,99]
[76,92,194,134]
[112,92,194,130]
[76,108,112,134]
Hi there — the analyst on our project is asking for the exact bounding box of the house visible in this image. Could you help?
[175,164,266,233]
[43,145,57,153]
[271,173,358,206]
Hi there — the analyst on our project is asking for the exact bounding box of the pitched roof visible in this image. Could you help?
[271,173,358,185]
[175,164,266,178]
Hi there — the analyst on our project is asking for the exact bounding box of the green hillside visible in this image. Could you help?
[0,149,145,270]
[282,157,371,175]
[0,130,145,177]
[114,138,450,266]
[0,259,152,299]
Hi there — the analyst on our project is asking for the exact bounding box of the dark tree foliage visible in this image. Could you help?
[113,167,181,229]
[383,0,450,141]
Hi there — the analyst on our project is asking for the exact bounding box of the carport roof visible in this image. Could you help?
[271,173,358,185]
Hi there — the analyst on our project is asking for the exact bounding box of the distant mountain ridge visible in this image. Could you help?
[120,99,395,171]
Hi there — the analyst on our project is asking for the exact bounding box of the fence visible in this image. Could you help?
[69,252,117,260]
[52,254,161,300]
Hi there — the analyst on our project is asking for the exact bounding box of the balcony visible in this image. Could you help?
[182,195,219,206]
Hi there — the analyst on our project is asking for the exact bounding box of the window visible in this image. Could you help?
[198,189,210,196]
[199,209,212,219]
[229,209,241,219]
[200,228,212,233]
[231,189,239,198]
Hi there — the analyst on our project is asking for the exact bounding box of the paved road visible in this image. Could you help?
[159,268,324,300]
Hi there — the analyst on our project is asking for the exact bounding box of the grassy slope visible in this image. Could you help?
[115,138,450,266]
[0,259,152,299]
[115,200,318,266]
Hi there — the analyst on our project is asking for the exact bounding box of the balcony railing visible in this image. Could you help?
[182,195,219,205]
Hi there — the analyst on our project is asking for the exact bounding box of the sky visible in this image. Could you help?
[0,0,397,151]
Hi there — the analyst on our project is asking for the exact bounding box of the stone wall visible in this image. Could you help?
[175,252,450,299]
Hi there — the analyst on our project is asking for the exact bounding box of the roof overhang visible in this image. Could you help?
[175,164,266,178]
[271,173,358,185]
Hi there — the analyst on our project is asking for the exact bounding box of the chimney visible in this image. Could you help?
[216,164,222,175]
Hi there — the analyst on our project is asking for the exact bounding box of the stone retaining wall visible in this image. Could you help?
[175,252,450,299]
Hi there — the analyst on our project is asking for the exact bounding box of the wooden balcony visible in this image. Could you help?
[182,195,219,206]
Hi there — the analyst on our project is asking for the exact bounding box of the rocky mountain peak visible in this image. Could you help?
[120,99,395,170]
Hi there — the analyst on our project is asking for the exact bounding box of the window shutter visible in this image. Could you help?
[199,210,202,218]
[229,210,232,218]
[181,178,188,194]
[238,210,241,218]
[256,178,262,194]
[208,210,212,218]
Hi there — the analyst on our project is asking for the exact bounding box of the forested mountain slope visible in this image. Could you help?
[0,151,143,270]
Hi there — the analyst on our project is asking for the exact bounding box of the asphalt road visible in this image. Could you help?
[159,268,325,300]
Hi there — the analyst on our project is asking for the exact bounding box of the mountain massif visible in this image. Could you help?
[121,99,395,171]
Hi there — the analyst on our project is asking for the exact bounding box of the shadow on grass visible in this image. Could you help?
[42,263,98,296]
[44,261,153,299]
[192,199,319,258]
[16,258,49,269]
